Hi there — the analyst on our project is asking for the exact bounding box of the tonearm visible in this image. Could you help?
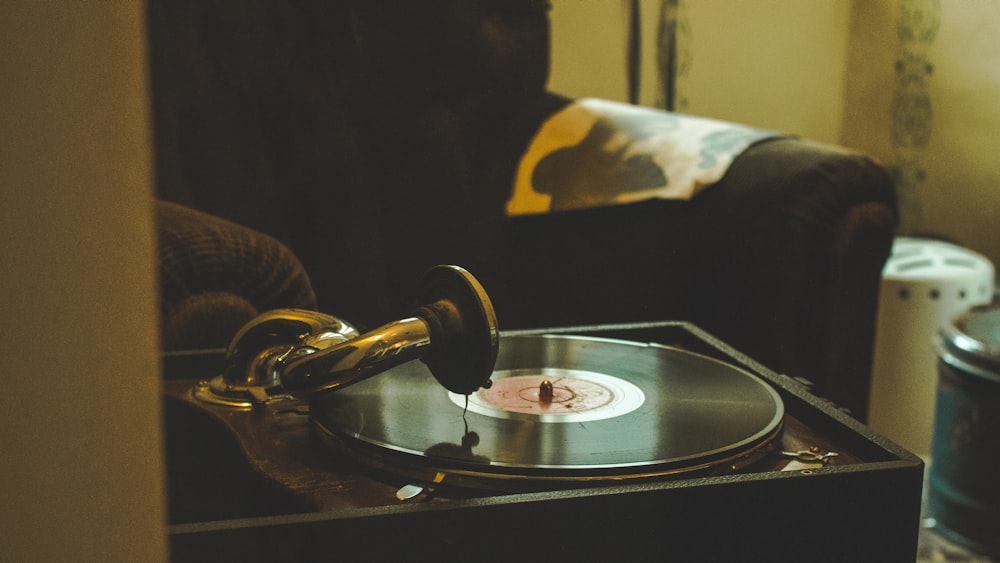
[192,265,498,409]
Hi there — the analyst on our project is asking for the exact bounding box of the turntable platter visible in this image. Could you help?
[311,334,784,487]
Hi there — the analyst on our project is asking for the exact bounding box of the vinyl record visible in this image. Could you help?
[311,334,783,487]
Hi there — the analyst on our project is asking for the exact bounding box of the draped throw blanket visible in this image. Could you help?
[507,98,782,215]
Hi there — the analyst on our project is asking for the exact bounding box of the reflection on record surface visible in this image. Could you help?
[312,335,783,477]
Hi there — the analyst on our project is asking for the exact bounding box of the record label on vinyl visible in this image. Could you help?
[451,368,645,422]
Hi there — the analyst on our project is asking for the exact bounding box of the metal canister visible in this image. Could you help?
[929,300,1000,557]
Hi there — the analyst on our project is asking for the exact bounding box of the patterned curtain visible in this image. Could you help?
[888,0,940,234]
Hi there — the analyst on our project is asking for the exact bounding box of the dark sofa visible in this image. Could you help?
[149,0,896,420]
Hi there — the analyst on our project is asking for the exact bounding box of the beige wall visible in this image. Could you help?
[549,0,633,102]
[549,0,852,142]
[921,2,1000,267]
[0,3,166,561]
[550,0,1000,267]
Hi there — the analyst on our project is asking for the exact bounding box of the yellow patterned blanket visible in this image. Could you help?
[507,98,781,215]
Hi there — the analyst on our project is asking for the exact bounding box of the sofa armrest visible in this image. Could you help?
[156,201,317,351]
[692,138,897,419]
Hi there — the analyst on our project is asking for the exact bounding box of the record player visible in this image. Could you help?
[163,266,923,561]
